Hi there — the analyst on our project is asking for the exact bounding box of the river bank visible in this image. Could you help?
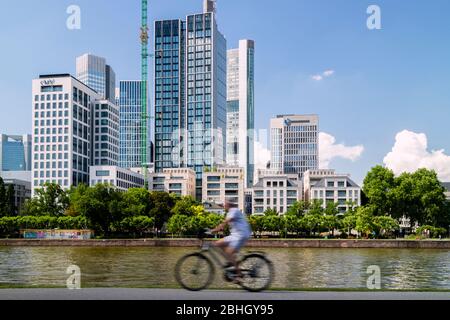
[1,238,450,249]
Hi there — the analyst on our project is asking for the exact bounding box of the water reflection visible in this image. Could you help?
[0,247,449,289]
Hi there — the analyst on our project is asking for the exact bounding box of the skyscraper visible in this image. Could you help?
[153,0,227,198]
[0,134,32,171]
[118,80,149,169]
[31,74,103,194]
[76,54,116,102]
[226,39,255,188]
[270,114,319,177]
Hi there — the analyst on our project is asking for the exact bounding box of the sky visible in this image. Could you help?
[1,0,450,184]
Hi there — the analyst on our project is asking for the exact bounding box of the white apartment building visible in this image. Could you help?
[32,74,102,194]
[252,171,303,215]
[226,40,255,188]
[270,114,319,177]
[149,168,196,197]
[89,166,144,191]
[202,166,245,211]
[303,169,361,213]
[92,100,119,166]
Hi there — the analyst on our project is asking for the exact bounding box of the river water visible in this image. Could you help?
[1,247,450,290]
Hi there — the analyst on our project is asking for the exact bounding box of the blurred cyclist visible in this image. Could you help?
[210,200,252,283]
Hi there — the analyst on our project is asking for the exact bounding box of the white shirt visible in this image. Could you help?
[227,208,252,239]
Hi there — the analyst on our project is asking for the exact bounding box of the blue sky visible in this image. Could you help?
[1,0,450,184]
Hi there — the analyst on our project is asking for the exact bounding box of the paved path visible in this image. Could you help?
[0,289,449,300]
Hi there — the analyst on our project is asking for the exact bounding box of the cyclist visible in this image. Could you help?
[210,200,252,283]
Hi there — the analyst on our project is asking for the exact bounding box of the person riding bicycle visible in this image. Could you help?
[210,200,252,283]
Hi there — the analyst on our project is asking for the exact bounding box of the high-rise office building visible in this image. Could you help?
[118,80,149,169]
[0,134,32,171]
[153,0,227,199]
[270,114,319,177]
[92,100,120,166]
[226,39,255,188]
[76,54,116,102]
[31,74,106,194]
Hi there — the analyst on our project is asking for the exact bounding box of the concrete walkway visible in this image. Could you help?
[0,288,449,300]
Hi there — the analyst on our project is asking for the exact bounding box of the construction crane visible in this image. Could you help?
[140,0,149,189]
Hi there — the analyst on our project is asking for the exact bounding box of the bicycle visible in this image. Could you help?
[174,229,274,292]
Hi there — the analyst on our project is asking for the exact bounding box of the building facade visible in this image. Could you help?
[153,0,227,199]
[252,171,303,215]
[303,169,361,213]
[149,168,196,197]
[76,54,116,102]
[202,166,245,211]
[270,114,319,177]
[118,80,150,169]
[32,74,102,194]
[0,134,32,172]
[89,166,144,191]
[0,177,31,215]
[226,40,255,188]
[92,100,120,166]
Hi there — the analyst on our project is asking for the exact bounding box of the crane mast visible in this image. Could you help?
[140,0,149,189]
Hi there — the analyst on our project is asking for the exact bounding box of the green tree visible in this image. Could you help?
[148,191,177,231]
[121,188,152,218]
[0,177,6,216]
[22,183,69,216]
[264,208,278,217]
[5,184,16,216]
[355,206,376,238]
[373,215,399,238]
[171,196,199,216]
[71,184,123,236]
[363,165,395,216]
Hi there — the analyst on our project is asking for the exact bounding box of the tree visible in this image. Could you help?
[22,183,69,216]
[373,216,399,238]
[5,184,15,216]
[355,206,376,238]
[363,166,395,216]
[322,202,340,236]
[171,196,199,216]
[121,188,152,218]
[70,184,123,236]
[148,191,177,231]
[0,177,6,216]
[286,201,307,218]
[301,200,323,237]
[264,208,278,217]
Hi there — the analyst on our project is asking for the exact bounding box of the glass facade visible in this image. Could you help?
[119,81,147,169]
[154,11,227,199]
[0,134,32,171]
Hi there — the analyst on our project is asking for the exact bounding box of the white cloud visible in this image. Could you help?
[319,132,364,168]
[383,130,450,180]
[254,140,271,171]
[323,70,335,77]
[311,69,335,81]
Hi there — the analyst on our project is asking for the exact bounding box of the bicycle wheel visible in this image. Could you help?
[238,253,274,292]
[175,253,215,291]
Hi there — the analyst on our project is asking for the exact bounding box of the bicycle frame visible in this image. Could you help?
[199,239,229,269]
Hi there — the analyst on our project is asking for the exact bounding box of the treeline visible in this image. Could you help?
[0,183,222,238]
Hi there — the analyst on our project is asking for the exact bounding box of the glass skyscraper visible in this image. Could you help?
[0,134,32,171]
[154,1,227,198]
[226,40,255,188]
[76,54,116,103]
[118,80,149,169]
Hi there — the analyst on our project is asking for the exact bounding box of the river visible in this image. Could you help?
[1,247,449,290]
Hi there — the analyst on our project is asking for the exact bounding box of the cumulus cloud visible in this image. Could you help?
[312,69,335,81]
[383,130,450,180]
[319,132,364,168]
[254,140,271,171]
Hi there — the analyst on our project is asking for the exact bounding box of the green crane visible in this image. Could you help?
[140,0,149,189]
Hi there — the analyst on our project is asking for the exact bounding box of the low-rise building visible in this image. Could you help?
[149,168,196,197]
[252,172,302,215]
[89,166,144,191]
[1,178,31,215]
[202,166,245,211]
[303,169,361,213]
